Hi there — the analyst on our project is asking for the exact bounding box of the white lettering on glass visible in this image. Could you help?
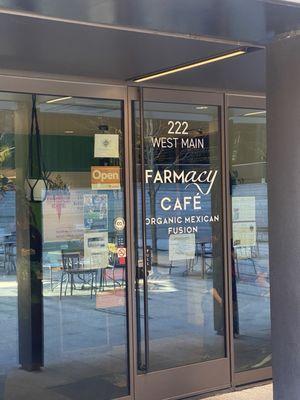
[145,169,218,195]
[168,120,189,135]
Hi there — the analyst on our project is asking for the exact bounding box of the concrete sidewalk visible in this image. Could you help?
[204,384,273,400]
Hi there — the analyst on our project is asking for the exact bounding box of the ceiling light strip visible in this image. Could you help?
[243,110,266,116]
[46,96,72,104]
[133,49,248,83]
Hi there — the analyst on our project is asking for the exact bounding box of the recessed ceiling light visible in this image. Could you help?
[46,96,72,104]
[65,130,74,134]
[131,48,256,83]
[196,106,208,110]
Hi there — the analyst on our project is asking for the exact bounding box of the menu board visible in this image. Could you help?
[233,221,256,247]
[169,233,195,261]
[84,231,108,268]
[232,196,256,247]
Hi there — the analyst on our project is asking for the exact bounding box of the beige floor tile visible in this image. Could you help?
[204,384,273,400]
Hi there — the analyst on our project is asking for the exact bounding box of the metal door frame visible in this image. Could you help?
[225,93,272,387]
[0,74,134,400]
[128,86,232,400]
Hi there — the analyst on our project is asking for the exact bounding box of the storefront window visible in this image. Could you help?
[134,100,226,372]
[0,92,129,399]
[229,107,271,372]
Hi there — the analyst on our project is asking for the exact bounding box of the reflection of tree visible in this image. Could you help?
[143,120,202,264]
[144,119,163,264]
[47,173,69,192]
[0,137,15,198]
[0,144,13,163]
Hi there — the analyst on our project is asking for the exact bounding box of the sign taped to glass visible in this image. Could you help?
[94,134,119,158]
[91,166,121,190]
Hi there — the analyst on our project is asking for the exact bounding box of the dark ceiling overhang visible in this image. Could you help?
[0,0,299,45]
[0,0,298,93]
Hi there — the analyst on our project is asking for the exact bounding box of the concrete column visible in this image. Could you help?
[267,34,300,400]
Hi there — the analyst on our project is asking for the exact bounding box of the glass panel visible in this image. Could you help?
[229,107,271,372]
[0,93,28,399]
[0,92,129,399]
[134,100,225,372]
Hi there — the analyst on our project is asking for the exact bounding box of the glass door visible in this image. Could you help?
[227,95,272,386]
[0,84,132,400]
[131,88,230,400]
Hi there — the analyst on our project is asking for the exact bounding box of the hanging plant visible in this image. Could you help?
[25,94,49,202]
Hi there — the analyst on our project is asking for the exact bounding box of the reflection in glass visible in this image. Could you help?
[134,101,225,372]
[0,93,129,399]
[229,107,271,372]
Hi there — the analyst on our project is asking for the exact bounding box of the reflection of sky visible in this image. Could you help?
[142,102,217,123]
[143,111,213,122]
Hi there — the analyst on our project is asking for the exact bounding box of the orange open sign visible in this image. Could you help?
[91,166,121,190]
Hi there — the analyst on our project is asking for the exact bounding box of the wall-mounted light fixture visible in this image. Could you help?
[131,47,258,83]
